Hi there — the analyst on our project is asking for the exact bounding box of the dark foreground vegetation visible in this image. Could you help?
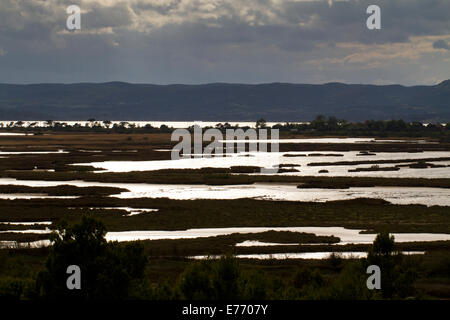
[0,124,448,300]
[0,217,448,300]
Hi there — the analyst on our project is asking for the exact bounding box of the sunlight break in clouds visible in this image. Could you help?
[0,0,448,84]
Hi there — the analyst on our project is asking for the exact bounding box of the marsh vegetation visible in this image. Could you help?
[0,125,448,299]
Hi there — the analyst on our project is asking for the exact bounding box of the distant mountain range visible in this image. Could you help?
[0,81,449,122]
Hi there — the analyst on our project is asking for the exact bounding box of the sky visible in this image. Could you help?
[0,0,449,85]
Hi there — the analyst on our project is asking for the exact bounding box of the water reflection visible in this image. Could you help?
[0,178,449,206]
[190,251,426,260]
[105,226,450,243]
[78,151,450,178]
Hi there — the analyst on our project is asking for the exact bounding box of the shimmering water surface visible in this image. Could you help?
[109,184,450,206]
[0,133,28,136]
[0,228,51,234]
[78,151,450,178]
[190,251,426,260]
[2,226,447,255]
[0,239,424,259]
[0,135,448,258]
[0,221,52,225]
[0,178,449,206]
[68,207,159,216]
[104,227,450,243]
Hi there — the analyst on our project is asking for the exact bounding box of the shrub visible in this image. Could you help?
[36,216,147,300]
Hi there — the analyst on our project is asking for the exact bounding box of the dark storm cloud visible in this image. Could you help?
[83,3,134,29]
[133,0,182,15]
[0,0,448,85]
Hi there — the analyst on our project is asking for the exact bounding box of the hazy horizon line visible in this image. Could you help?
[1,79,448,87]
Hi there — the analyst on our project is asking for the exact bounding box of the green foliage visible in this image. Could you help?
[256,118,267,129]
[327,252,343,270]
[274,115,448,138]
[36,216,147,299]
[324,262,375,300]
[422,251,450,277]
[178,256,241,300]
[239,271,270,300]
[0,278,37,300]
[178,261,215,300]
[212,256,241,299]
[0,228,433,300]
[292,267,324,290]
[369,232,396,259]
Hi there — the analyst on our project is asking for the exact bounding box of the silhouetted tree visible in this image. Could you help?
[366,232,417,298]
[256,118,267,129]
[36,216,147,300]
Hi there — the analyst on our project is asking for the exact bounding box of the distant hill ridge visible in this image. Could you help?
[0,80,448,122]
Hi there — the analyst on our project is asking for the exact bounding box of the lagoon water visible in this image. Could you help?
[0,178,449,206]
[0,133,28,136]
[190,251,426,260]
[79,150,450,178]
[218,138,435,144]
[3,226,449,246]
[68,207,159,216]
[0,240,51,249]
[0,131,448,260]
[0,228,51,234]
[2,226,447,256]
[104,226,450,243]
[0,238,425,259]
[0,221,52,225]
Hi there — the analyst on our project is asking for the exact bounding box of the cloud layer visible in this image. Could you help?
[0,0,449,84]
